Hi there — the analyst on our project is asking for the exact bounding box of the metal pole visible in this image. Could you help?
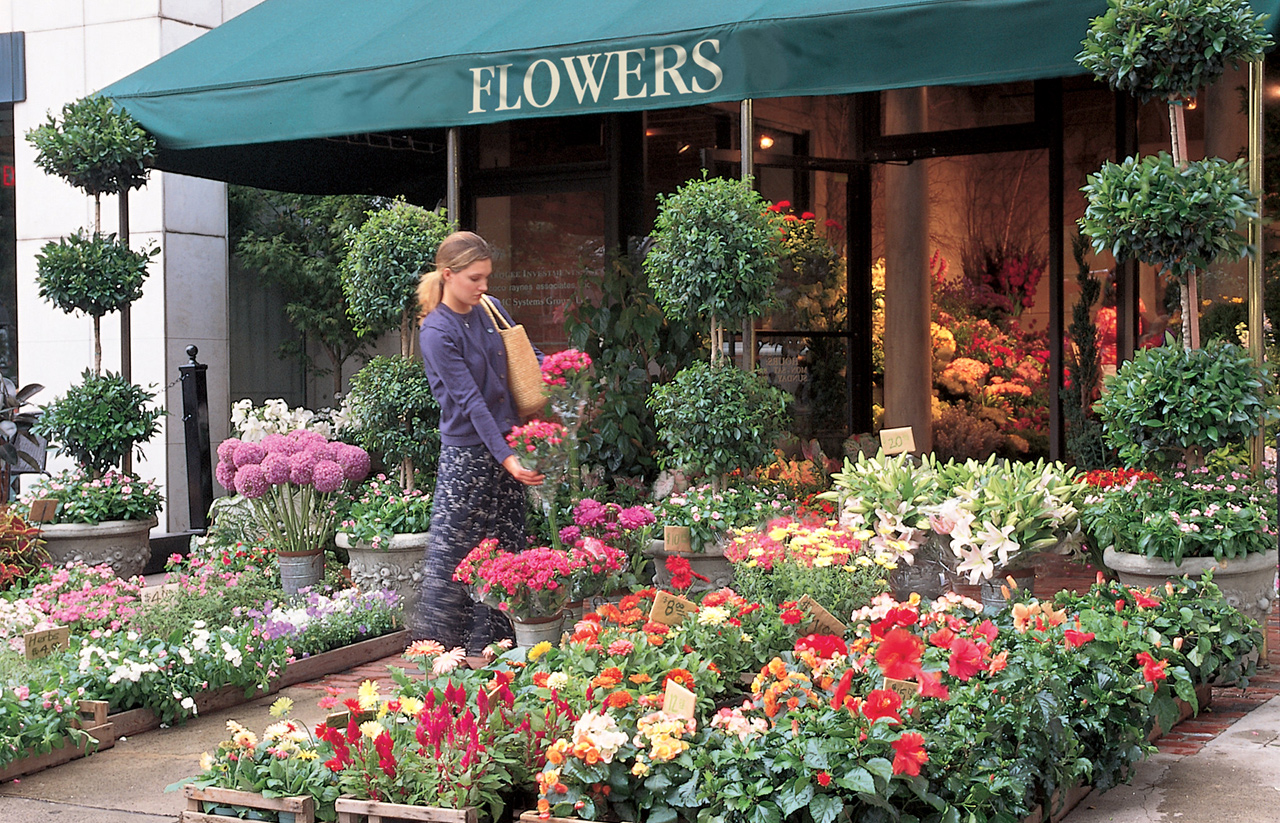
[446,127,461,224]
[1249,61,1265,469]
[740,99,756,371]
[119,192,132,474]
[180,345,213,532]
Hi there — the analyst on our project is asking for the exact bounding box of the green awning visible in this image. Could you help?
[98,0,1279,189]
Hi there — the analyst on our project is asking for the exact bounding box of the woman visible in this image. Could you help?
[410,231,543,653]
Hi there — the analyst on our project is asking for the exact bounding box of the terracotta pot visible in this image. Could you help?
[1103,546,1278,627]
[39,517,156,578]
[336,532,429,614]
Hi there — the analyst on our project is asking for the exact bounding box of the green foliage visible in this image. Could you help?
[1078,0,1272,103]
[649,361,792,482]
[25,95,155,196]
[564,254,700,481]
[1063,235,1111,470]
[230,188,379,388]
[338,475,433,546]
[644,173,783,328]
[0,377,43,472]
[1080,153,1257,283]
[25,468,163,523]
[343,355,440,478]
[35,230,156,318]
[34,371,164,475]
[342,200,454,339]
[1096,339,1277,468]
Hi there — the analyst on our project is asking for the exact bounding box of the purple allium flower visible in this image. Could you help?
[261,453,290,485]
[309,441,337,462]
[618,505,655,530]
[288,450,319,485]
[216,438,242,463]
[333,442,371,483]
[287,429,326,450]
[232,441,266,468]
[261,433,298,456]
[215,460,238,491]
[234,463,269,498]
[559,525,582,544]
[573,498,609,528]
[312,460,344,494]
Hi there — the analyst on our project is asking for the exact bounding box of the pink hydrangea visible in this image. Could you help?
[234,464,269,498]
[311,460,345,494]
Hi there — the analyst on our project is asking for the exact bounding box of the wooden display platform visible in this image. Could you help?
[336,796,477,823]
[0,700,114,783]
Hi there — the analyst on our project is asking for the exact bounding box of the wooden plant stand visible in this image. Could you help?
[0,700,114,783]
[181,785,316,823]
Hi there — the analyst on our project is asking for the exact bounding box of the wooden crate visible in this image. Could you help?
[519,811,596,823]
[335,796,477,823]
[182,785,316,823]
[0,701,116,783]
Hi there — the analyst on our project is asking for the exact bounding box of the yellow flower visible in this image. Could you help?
[399,696,425,717]
[528,641,553,662]
[199,752,216,771]
[269,697,294,718]
[359,720,383,740]
[631,760,651,777]
[295,749,318,761]
[232,730,258,749]
[357,679,380,711]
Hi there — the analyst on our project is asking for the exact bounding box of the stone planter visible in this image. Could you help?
[645,538,734,594]
[39,517,156,578]
[336,532,428,615]
[1103,546,1279,627]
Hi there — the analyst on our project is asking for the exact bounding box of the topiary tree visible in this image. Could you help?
[35,229,157,376]
[342,200,455,357]
[644,173,782,364]
[342,355,440,492]
[1078,0,1271,348]
[34,370,164,477]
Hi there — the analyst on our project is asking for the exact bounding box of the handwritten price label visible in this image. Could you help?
[663,526,691,553]
[882,677,918,702]
[24,625,70,660]
[879,426,916,456]
[797,595,847,637]
[649,591,695,627]
[662,679,697,720]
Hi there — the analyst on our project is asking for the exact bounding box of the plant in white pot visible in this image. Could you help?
[337,474,433,613]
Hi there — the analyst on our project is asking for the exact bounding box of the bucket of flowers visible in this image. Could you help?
[453,539,576,648]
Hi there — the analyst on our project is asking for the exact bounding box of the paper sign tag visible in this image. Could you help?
[883,677,917,702]
[28,499,59,523]
[649,590,695,627]
[24,625,70,660]
[663,526,691,553]
[325,709,375,728]
[880,427,915,456]
[662,679,697,720]
[797,595,847,637]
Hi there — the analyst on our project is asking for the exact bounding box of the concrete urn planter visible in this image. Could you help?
[645,538,734,594]
[1103,546,1279,627]
[336,531,429,614]
[39,517,156,578]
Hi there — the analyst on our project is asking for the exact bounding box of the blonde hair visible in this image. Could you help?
[416,231,494,319]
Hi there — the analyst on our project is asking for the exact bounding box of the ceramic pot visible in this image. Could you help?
[39,517,156,578]
[336,532,429,614]
[1103,546,1278,627]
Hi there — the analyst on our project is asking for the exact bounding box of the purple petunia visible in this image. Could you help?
[234,463,269,499]
[311,460,345,494]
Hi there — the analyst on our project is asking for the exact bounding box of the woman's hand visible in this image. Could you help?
[503,455,545,486]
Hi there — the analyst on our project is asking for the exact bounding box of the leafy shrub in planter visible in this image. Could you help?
[1096,339,1277,468]
[35,371,164,476]
[342,355,440,488]
[649,361,791,486]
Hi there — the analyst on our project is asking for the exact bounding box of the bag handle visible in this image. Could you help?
[479,296,512,330]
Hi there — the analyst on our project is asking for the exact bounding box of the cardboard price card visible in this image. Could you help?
[879,426,916,456]
[663,525,691,553]
[882,677,918,702]
[662,679,697,720]
[797,595,848,637]
[28,498,58,524]
[648,590,695,627]
[24,625,70,660]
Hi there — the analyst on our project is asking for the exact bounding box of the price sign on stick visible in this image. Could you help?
[649,591,695,627]
[24,625,70,660]
[883,677,918,702]
[880,427,915,456]
[28,499,58,523]
[663,526,691,553]
[662,679,697,720]
[797,595,847,636]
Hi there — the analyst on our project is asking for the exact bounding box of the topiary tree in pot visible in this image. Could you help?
[341,199,455,358]
[340,355,440,492]
[1078,0,1271,348]
[34,370,164,477]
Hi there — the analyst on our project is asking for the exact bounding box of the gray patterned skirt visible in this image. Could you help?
[408,444,524,652]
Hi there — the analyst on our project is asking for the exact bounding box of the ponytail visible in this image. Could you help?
[416,269,445,320]
[418,231,494,321]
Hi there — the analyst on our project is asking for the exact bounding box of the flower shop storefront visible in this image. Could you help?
[98,0,1276,460]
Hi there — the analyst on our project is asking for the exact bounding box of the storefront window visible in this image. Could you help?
[476,115,607,169]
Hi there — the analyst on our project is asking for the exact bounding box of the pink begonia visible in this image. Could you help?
[232,441,266,468]
[216,438,242,463]
[260,453,291,485]
[311,460,345,494]
[215,461,237,491]
[235,464,269,498]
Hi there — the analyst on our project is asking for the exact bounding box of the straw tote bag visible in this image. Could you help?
[480,296,546,419]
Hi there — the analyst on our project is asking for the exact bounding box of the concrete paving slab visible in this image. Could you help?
[0,796,174,822]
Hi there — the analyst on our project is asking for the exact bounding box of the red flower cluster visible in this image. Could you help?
[1079,467,1160,488]
[665,555,708,590]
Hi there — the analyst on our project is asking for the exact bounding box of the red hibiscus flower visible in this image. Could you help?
[876,628,924,680]
[861,689,903,724]
[929,627,956,649]
[891,732,929,776]
[1064,629,1095,648]
[1136,651,1168,684]
[917,670,949,700]
[796,633,849,659]
[1129,588,1160,609]
[831,668,855,712]
[947,638,985,681]
[973,619,999,644]
[987,649,1009,674]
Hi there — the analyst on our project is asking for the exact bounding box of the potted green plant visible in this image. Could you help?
[336,474,433,613]
[339,355,440,492]
[24,371,164,576]
[1078,0,1271,347]
[0,377,45,495]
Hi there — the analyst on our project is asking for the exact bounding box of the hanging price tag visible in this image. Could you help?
[797,595,847,637]
[649,591,695,627]
[24,625,70,660]
[662,679,697,720]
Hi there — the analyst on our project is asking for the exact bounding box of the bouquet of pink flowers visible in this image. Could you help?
[215,429,371,556]
[453,538,576,620]
[566,536,629,601]
[506,420,568,474]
